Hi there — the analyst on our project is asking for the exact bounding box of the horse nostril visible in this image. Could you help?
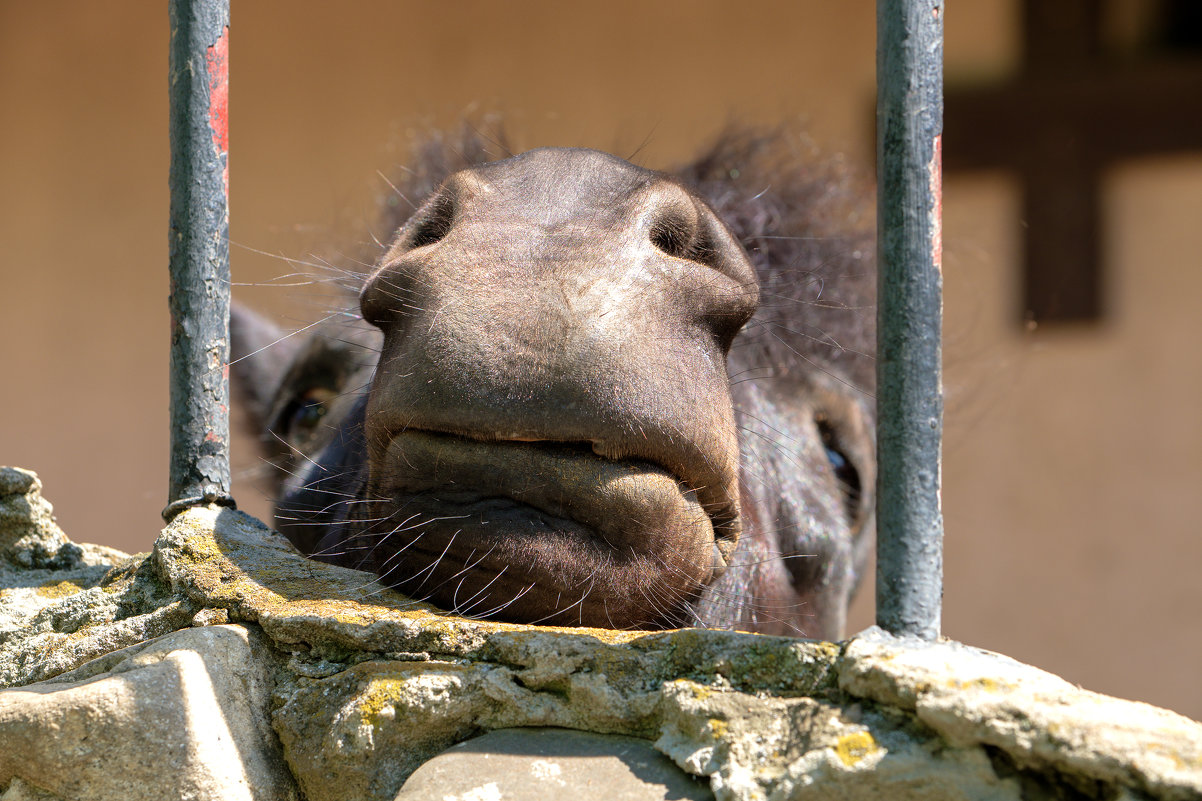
[650,213,696,260]
[648,202,731,278]
[408,192,455,249]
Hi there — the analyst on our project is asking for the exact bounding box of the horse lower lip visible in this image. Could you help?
[375,430,716,555]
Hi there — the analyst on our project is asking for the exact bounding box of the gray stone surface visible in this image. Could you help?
[397,728,715,801]
[2,467,1201,801]
[0,466,183,688]
[0,624,297,801]
[840,630,1202,801]
[0,777,66,801]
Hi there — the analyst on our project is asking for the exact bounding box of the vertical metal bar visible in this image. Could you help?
[875,0,945,639]
[164,0,234,520]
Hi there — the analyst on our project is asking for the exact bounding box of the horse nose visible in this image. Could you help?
[358,150,759,555]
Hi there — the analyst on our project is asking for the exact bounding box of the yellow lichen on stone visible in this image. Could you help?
[834,730,878,767]
[708,718,729,739]
[356,677,409,729]
[36,579,83,598]
[1151,741,1202,771]
[352,667,470,730]
[948,676,1012,694]
[177,524,226,565]
[809,640,842,661]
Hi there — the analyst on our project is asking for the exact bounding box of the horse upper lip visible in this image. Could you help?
[374,428,735,557]
[391,427,687,486]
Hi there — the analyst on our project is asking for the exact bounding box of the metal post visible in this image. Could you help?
[875,0,945,639]
[164,0,234,520]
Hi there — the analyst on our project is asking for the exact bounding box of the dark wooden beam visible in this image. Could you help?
[943,0,1202,324]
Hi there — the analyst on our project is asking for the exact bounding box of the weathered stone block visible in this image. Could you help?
[2,469,1199,801]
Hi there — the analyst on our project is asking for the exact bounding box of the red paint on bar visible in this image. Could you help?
[929,134,943,272]
[206,26,229,197]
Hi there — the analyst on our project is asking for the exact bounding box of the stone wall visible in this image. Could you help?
[2,467,1199,801]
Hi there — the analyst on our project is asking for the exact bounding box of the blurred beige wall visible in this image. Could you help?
[2,2,1198,719]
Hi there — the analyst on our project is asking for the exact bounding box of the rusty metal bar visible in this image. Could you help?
[875,0,945,639]
[165,0,234,520]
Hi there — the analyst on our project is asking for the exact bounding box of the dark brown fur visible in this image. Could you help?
[233,127,875,638]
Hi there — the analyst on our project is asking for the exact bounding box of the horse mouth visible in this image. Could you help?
[349,429,735,628]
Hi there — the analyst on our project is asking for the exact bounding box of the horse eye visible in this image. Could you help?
[817,419,862,519]
[285,388,336,435]
[824,444,849,472]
